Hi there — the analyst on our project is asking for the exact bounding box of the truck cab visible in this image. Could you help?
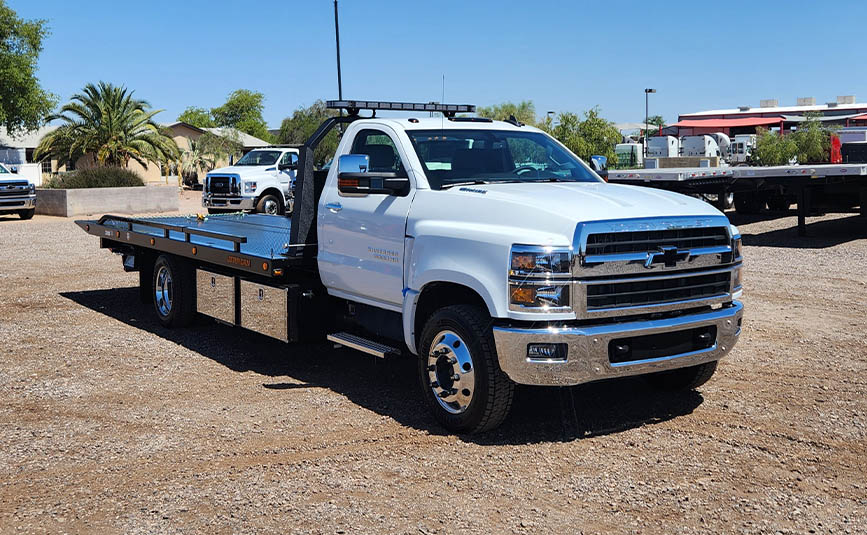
[0,162,36,220]
[202,147,299,215]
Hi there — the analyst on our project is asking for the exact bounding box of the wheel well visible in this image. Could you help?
[257,188,285,208]
[414,282,489,347]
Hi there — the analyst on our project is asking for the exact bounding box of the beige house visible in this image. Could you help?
[0,123,270,185]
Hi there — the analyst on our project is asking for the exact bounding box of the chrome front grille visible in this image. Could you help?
[585,226,729,256]
[571,216,741,318]
[0,182,30,197]
[585,269,732,310]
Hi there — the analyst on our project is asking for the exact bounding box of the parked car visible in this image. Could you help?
[0,162,36,220]
[202,147,299,215]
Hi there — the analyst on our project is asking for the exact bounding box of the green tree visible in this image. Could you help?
[211,89,271,142]
[181,136,216,180]
[476,101,537,125]
[277,100,339,167]
[0,1,56,134]
[541,107,621,163]
[751,127,798,166]
[646,114,665,136]
[790,113,832,164]
[34,81,180,169]
[177,106,214,128]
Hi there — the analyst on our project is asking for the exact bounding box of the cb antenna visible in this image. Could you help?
[334,0,343,101]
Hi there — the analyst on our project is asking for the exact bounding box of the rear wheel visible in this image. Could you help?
[256,193,283,215]
[734,192,766,214]
[152,254,196,328]
[18,209,34,220]
[644,361,718,391]
[767,194,792,211]
[418,305,514,433]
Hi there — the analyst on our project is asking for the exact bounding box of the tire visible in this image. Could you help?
[256,193,283,216]
[720,192,734,211]
[734,192,766,214]
[417,305,515,433]
[152,254,196,328]
[207,208,229,215]
[767,194,792,212]
[18,209,35,220]
[644,361,718,391]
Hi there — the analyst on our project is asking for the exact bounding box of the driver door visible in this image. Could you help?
[277,151,298,192]
[318,127,415,308]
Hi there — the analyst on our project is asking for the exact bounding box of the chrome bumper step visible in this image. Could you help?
[327,332,400,358]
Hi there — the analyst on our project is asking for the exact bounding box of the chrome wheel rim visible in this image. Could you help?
[427,330,476,414]
[154,265,173,317]
[263,198,279,214]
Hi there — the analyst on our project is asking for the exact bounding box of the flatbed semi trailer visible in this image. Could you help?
[609,163,867,235]
[77,100,744,434]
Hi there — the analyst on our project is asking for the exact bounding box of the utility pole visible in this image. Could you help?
[334,0,343,101]
[644,88,656,157]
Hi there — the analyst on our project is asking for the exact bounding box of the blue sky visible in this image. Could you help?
[10,0,867,128]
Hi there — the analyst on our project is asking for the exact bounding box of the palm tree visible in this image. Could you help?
[35,81,179,169]
[181,136,216,186]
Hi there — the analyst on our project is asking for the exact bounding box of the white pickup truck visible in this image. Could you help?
[78,100,744,433]
[0,162,36,219]
[203,147,299,215]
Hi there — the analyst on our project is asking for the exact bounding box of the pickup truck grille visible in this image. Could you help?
[586,270,731,310]
[207,175,235,195]
[585,226,729,256]
[0,182,30,197]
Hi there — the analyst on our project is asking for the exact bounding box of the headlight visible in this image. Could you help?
[243,181,257,193]
[509,246,572,312]
[29,184,35,193]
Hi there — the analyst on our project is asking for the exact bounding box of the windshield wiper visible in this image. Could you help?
[440,179,526,190]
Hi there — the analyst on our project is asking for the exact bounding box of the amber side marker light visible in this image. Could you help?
[191,247,197,255]
[262,262,269,271]
[149,238,155,245]
[115,231,120,238]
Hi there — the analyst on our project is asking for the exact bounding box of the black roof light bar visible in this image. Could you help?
[326,100,476,117]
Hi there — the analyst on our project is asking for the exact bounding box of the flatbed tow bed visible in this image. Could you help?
[609,163,867,235]
[75,213,314,278]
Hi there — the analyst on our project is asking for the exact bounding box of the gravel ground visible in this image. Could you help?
[1,191,865,534]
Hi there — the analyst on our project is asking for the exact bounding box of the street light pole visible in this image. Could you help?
[644,88,656,158]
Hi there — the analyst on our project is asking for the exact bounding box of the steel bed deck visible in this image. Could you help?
[76,213,312,277]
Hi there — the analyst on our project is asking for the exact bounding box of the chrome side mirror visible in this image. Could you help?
[338,153,369,174]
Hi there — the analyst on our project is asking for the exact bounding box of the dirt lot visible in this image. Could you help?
[1,191,865,534]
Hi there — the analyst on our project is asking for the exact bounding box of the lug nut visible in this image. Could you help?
[430,381,439,388]
[449,357,458,364]
[452,374,460,381]
[427,365,436,371]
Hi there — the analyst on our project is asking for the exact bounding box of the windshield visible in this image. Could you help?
[407,129,600,189]
[235,150,282,166]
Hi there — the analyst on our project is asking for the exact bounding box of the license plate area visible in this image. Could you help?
[608,325,716,364]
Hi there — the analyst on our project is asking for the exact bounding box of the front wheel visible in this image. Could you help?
[644,361,718,391]
[256,194,283,215]
[418,305,514,433]
[19,208,35,220]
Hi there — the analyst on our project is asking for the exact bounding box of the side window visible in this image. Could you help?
[279,152,298,166]
[350,129,405,173]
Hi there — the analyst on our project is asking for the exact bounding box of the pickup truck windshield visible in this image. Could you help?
[407,129,600,189]
[235,150,282,166]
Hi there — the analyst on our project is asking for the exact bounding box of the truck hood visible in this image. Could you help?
[470,181,721,221]
[208,165,274,177]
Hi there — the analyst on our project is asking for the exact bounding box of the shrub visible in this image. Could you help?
[44,167,145,189]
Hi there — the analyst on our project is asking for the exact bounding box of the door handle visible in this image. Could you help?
[325,202,342,212]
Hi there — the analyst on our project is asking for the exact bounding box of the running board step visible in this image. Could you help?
[327,332,400,358]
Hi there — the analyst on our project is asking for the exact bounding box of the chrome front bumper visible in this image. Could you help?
[492,301,743,386]
[0,194,36,211]
[202,193,255,211]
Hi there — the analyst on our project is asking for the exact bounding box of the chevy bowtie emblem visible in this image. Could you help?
[644,246,690,268]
